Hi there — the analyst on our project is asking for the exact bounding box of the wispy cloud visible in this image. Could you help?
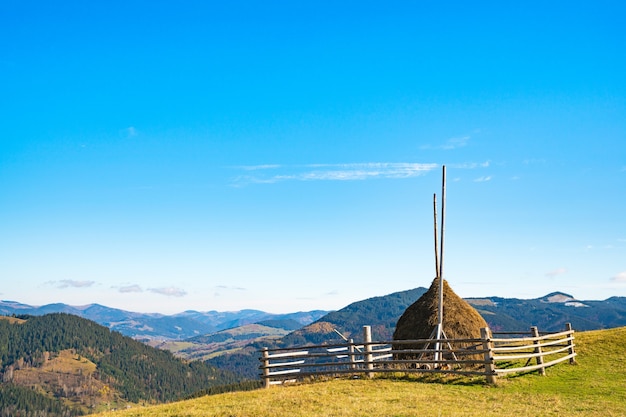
[611,271,626,282]
[233,162,445,185]
[421,136,470,150]
[213,285,246,297]
[297,289,340,301]
[55,280,96,289]
[232,162,491,186]
[473,176,492,182]
[238,164,282,171]
[215,285,247,291]
[546,268,568,278]
[523,158,546,165]
[121,126,137,138]
[450,161,490,169]
[118,284,143,293]
[148,287,187,297]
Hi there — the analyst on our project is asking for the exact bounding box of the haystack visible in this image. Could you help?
[393,278,487,359]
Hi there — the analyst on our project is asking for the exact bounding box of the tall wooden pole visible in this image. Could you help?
[434,165,446,361]
[433,193,440,278]
[437,166,446,336]
[439,165,446,282]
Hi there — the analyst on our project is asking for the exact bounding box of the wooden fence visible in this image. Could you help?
[259,324,576,387]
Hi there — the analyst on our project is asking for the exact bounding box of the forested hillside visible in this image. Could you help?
[0,314,241,416]
[203,288,626,379]
[467,292,626,331]
[206,287,428,378]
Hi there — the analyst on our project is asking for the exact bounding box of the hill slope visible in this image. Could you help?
[205,287,428,379]
[0,314,240,416]
[93,326,626,416]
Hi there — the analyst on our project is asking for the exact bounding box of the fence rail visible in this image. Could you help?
[259,324,576,386]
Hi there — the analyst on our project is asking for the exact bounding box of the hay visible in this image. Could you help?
[393,278,488,360]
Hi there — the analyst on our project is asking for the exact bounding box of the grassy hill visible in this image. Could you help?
[92,326,626,416]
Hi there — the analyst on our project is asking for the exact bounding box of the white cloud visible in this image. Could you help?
[213,285,247,297]
[421,135,470,150]
[56,280,95,289]
[238,164,282,171]
[118,284,143,293]
[611,272,626,282]
[523,158,546,165]
[473,176,492,182]
[123,126,137,138]
[148,287,187,297]
[546,268,568,278]
[442,136,470,150]
[450,161,490,169]
[233,162,438,185]
[215,285,247,291]
[233,161,492,186]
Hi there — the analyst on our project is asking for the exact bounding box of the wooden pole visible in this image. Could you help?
[434,166,446,359]
[439,165,446,281]
[480,327,497,384]
[531,326,545,376]
[349,339,356,370]
[565,323,577,364]
[438,166,446,331]
[433,193,440,277]
[261,347,271,388]
[363,326,373,378]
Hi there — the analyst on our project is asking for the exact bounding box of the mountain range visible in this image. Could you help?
[202,288,626,379]
[2,288,626,412]
[3,290,626,345]
[0,300,327,340]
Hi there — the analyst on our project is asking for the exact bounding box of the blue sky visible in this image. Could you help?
[1,1,625,314]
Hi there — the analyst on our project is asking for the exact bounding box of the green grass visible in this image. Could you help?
[94,327,626,417]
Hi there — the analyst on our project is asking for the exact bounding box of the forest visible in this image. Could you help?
[0,314,244,416]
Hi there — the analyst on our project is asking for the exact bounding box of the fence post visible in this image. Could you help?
[480,327,497,384]
[349,338,356,370]
[261,347,271,388]
[530,326,545,376]
[363,325,373,378]
[565,323,577,364]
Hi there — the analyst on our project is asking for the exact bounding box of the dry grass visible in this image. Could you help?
[394,278,488,341]
[0,316,26,324]
[41,349,98,375]
[94,327,626,417]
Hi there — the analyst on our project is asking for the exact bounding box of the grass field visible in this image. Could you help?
[95,326,626,417]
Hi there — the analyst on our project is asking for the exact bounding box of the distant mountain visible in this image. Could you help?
[205,287,428,379]
[0,313,240,416]
[154,323,294,364]
[280,287,428,346]
[173,309,328,333]
[202,288,626,379]
[0,300,327,341]
[466,291,626,332]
